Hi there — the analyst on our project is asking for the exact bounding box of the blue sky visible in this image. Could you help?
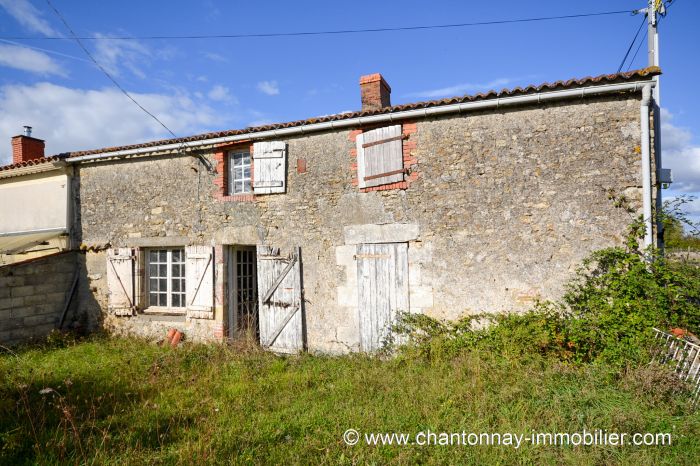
[0,0,698,219]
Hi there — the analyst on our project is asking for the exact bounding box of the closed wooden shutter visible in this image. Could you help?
[253,141,287,194]
[185,245,214,318]
[106,248,135,316]
[356,242,409,352]
[257,246,304,353]
[356,125,404,188]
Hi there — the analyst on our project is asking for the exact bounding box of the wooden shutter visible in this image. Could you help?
[106,248,135,316]
[356,125,404,188]
[257,246,303,353]
[253,141,287,194]
[185,245,214,318]
[356,243,409,352]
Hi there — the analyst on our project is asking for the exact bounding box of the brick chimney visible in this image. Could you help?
[360,73,391,111]
[11,126,45,164]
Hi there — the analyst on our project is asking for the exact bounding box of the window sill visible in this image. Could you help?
[141,307,186,316]
[216,193,255,202]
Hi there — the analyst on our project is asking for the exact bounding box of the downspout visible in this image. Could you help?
[640,83,654,250]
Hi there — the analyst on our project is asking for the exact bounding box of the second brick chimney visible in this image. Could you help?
[360,73,391,111]
[11,126,45,164]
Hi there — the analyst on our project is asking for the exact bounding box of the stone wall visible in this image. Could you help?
[76,93,651,353]
[0,251,79,345]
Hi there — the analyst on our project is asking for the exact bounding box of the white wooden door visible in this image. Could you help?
[106,248,135,316]
[356,243,409,352]
[257,246,304,353]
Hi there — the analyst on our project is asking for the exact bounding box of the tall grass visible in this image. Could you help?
[1,336,699,465]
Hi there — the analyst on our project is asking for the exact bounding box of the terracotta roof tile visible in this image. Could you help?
[0,154,65,172]
[0,67,661,167]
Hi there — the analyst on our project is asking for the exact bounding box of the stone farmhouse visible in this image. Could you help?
[0,67,667,352]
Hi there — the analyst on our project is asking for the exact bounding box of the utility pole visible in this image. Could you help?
[647,0,662,101]
[644,0,666,247]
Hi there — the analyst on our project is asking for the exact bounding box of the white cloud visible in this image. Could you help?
[257,80,279,96]
[0,82,224,164]
[207,84,237,104]
[203,52,228,63]
[405,78,514,99]
[92,34,150,78]
[0,44,66,76]
[661,109,700,193]
[0,0,59,36]
[248,119,274,127]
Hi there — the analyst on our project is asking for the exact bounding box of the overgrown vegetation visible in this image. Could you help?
[663,195,700,250]
[395,217,700,366]
[2,213,700,464]
[1,336,700,465]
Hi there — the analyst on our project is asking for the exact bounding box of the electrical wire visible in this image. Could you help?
[626,30,648,72]
[44,0,179,140]
[5,10,634,41]
[44,0,217,177]
[617,16,647,73]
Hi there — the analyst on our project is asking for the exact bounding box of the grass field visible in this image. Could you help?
[1,336,699,465]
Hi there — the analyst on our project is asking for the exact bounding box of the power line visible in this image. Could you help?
[626,30,648,72]
[44,0,178,139]
[5,10,634,41]
[0,38,90,63]
[617,16,647,73]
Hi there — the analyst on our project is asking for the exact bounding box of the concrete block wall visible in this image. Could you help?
[0,251,78,345]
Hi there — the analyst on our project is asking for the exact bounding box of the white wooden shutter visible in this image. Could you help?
[356,125,404,188]
[185,245,215,318]
[356,242,409,352]
[253,141,287,194]
[257,246,304,353]
[106,248,135,316]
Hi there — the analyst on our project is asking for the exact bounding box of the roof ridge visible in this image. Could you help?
[1,67,660,168]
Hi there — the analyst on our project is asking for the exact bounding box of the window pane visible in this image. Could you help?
[159,250,167,262]
[233,153,243,166]
[149,292,158,306]
[172,249,181,262]
[172,294,181,307]
[243,166,250,180]
[159,278,167,290]
[149,264,158,277]
[172,264,180,278]
[172,279,180,292]
[149,250,159,262]
[159,264,167,276]
[243,180,251,193]
[242,152,250,165]
[149,278,159,292]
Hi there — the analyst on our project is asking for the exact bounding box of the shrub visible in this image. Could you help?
[395,217,700,366]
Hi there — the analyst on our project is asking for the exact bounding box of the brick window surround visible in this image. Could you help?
[349,121,418,192]
[213,142,256,202]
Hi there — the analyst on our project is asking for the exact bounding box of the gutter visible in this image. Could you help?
[640,83,654,250]
[0,227,67,237]
[66,80,656,164]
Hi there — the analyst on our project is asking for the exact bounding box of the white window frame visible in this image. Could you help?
[146,248,186,310]
[228,150,252,195]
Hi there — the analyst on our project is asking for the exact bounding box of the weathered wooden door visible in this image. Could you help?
[356,243,409,352]
[257,246,304,353]
[106,248,136,316]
